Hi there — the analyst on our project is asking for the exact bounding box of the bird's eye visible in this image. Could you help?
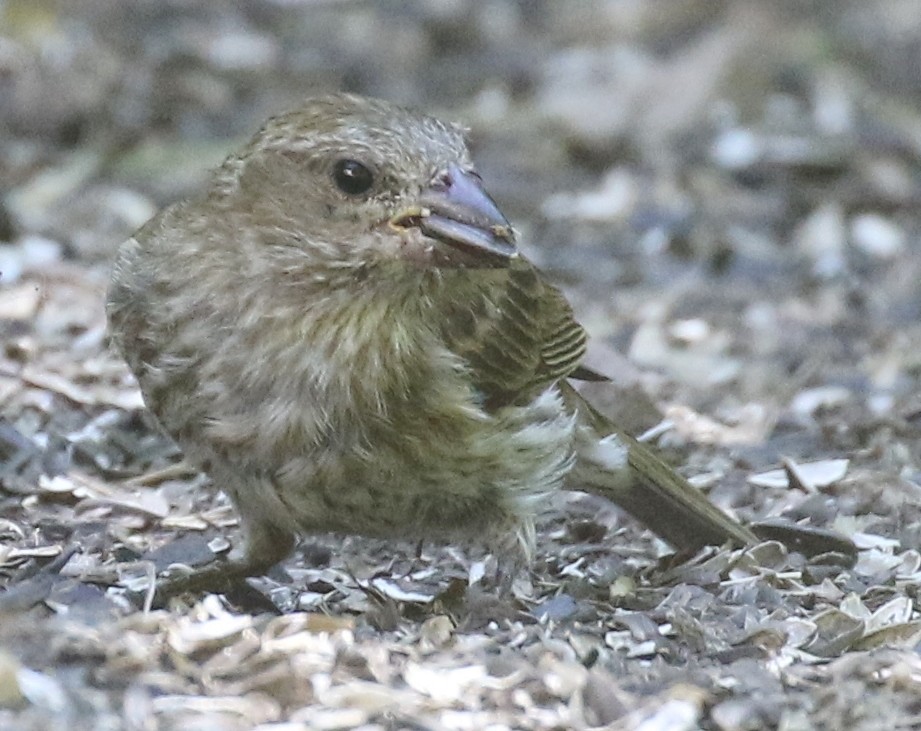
[332,159,374,196]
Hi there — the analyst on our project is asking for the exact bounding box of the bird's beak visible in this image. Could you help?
[390,164,518,266]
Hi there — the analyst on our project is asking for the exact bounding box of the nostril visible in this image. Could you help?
[434,171,453,190]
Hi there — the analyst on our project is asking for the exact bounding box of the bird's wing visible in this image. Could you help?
[440,258,588,409]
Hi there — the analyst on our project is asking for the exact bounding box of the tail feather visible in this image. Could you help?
[561,381,758,550]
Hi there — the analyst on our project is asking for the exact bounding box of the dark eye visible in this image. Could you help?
[332,159,374,196]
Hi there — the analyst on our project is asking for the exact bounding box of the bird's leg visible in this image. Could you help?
[141,519,295,607]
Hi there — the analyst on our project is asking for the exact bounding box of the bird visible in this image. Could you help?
[107,93,764,601]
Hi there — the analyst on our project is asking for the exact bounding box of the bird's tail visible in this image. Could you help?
[561,381,758,550]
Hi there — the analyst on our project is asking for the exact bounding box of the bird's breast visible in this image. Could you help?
[271,384,577,555]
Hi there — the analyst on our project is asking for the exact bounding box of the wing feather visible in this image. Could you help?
[440,258,588,409]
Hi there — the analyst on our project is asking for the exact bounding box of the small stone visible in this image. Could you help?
[795,203,846,277]
[711,128,761,170]
[850,214,905,259]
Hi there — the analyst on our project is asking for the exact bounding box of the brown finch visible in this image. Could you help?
[108,94,762,600]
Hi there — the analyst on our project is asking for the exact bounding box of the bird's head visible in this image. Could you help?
[213,93,518,271]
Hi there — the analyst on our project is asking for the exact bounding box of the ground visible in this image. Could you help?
[2,1,921,729]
